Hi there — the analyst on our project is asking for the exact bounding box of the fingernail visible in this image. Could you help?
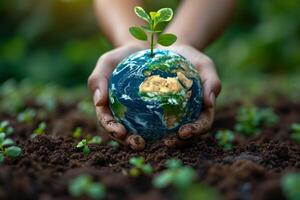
[93,89,101,106]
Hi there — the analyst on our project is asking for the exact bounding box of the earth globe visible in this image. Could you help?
[108,49,203,140]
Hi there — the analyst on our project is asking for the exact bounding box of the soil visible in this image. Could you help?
[0,99,299,200]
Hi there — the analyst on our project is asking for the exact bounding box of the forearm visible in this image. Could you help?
[165,0,235,50]
[94,0,144,47]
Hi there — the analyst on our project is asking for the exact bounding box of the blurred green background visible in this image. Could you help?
[0,0,300,105]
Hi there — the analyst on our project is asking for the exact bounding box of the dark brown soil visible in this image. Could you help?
[0,99,299,200]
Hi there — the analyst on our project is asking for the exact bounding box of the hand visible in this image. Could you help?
[162,44,222,147]
[88,43,147,151]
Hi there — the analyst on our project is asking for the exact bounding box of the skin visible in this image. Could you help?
[89,0,235,151]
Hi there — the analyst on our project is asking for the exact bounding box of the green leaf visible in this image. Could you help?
[83,145,90,155]
[150,11,159,20]
[157,33,177,46]
[166,159,182,169]
[129,27,148,41]
[2,138,14,146]
[157,8,173,22]
[5,146,21,158]
[69,175,91,197]
[129,156,144,167]
[173,167,196,188]
[86,183,106,199]
[153,171,173,188]
[0,153,4,163]
[134,6,150,22]
[0,132,5,143]
[89,136,102,144]
[142,164,153,175]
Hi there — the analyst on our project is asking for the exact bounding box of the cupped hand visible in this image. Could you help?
[88,43,147,151]
[162,45,222,147]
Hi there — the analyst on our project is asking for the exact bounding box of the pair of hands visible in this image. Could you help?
[88,43,221,151]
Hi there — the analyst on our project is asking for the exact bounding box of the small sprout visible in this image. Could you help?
[153,159,196,188]
[89,136,102,144]
[281,173,300,200]
[76,139,90,155]
[128,156,153,177]
[0,132,21,163]
[69,174,105,200]
[17,108,36,123]
[0,120,14,136]
[235,106,279,137]
[72,127,83,139]
[31,122,46,138]
[130,6,177,56]
[215,130,235,151]
[108,141,119,149]
[290,123,300,142]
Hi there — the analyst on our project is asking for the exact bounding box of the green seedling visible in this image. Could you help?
[0,120,13,136]
[281,173,300,200]
[17,108,36,123]
[153,159,196,189]
[76,136,102,155]
[290,123,300,142]
[215,130,235,151]
[235,106,279,137]
[108,140,119,149]
[130,6,177,56]
[72,127,83,139]
[31,122,46,138]
[69,174,105,200]
[0,132,21,163]
[128,156,153,177]
[178,183,220,200]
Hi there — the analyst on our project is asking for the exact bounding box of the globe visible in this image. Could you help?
[108,49,203,140]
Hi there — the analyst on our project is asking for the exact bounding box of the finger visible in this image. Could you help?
[125,135,145,151]
[178,94,215,138]
[96,106,127,139]
[163,134,191,148]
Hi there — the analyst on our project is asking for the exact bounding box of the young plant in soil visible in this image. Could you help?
[76,136,102,155]
[17,108,36,123]
[129,6,177,56]
[281,172,300,200]
[107,140,120,149]
[153,159,196,188]
[72,127,83,139]
[235,106,279,137]
[31,121,46,138]
[0,132,21,163]
[215,130,235,151]
[69,174,105,200]
[290,123,300,142]
[0,120,13,136]
[128,156,153,177]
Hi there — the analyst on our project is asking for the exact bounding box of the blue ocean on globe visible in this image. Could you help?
[108,49,203,140]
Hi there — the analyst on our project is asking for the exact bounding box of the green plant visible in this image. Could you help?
[153,159,196,188]
[76,136,102,155]
[281,173,300,200]
[290,123,300,142]
[17,108,36,123]
[31,122,46,138]
[108,140,119,149]
[68,174,105,200]
[72,127,83,139]
[235,106,279,137]
[215,130,235,151]
[130,6,177,56]
[178,183,220,200]
[0,120,14,136]
[0,132,21,163]
[128,156,153,177]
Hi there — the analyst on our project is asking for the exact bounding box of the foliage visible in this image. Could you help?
[108,140,119,149]
[177,183,220,200]
[290,123,300,142]
[235,106,279,136]
[215,130,235,151]
[72,127,83,139]
[128,156,153,177]
[17,108,37,123]
[0,132,21,163]
[0,120,14,136]
[31,122,46,138]
[130,6,177,56]
[69,174,106,200]
[76,136,102,155]
[281,173,300,200]
[153,159,196,188]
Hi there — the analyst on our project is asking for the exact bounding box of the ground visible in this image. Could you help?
[0,94,299,200]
